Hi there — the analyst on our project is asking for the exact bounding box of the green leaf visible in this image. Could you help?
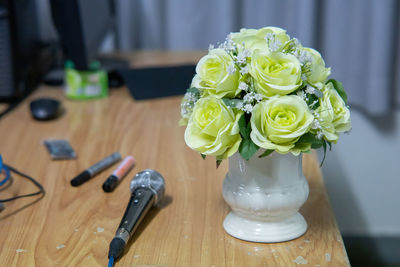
[216,159,222,168]
[238,114,249,138]
[327,141,332,151]
[320,141,327,167]
[297,133,319,143]
[327,79,348,104]
[258,149,274,158]
[186,87,200,95]
[311,142,323,149]
[237,113,259,160]
[222,98,242,109]
[239,138,259,161]
[297,133,323,149]
[306,93,320,110]
[201,154,206,160]
[246,119,253,136]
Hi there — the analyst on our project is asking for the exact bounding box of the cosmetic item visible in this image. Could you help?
[44,140,76,160]
[103,156,135,192]
[71,152,121,187]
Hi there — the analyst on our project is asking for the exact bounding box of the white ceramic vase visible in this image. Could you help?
[222,151,309,243]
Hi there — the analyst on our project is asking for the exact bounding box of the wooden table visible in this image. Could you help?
[0,52,349,266]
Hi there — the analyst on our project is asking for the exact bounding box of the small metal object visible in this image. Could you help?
[130,169,165,205]
[44,140,76,160]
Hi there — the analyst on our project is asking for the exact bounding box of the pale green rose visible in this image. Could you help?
[316,83,351,142]
[191,49,240,98]
[179,98,192,127]
[231,29,268,51]
[179,117,188,127]
[249,50,302,97]
[231,27,290,52]
[250,95,314,155]
[179,90,200,127]
[303,47,331,89]
[231,28,264,51]
[257,26,290,51]
[184,96,243,159]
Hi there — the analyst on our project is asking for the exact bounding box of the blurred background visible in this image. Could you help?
[1,0,399,265]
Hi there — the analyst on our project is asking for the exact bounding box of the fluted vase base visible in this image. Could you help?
[223,211,307,243]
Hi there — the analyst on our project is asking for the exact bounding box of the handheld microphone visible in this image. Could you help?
[107,169,165,263]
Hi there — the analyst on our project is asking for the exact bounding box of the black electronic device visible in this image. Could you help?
[107,170,165,265]
[0,0,53,101]
[29,97,61,121]
[119,65,196,100]
[49,0,115,71]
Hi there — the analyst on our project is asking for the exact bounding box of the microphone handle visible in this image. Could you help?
[118,187,155,234]
[108,187,155,260]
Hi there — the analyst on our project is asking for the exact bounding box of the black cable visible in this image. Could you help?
[0,164,45,203]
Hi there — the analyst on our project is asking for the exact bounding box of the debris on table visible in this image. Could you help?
[293,256,308,265]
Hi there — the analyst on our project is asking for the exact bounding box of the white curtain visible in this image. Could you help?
[115,0,400,116]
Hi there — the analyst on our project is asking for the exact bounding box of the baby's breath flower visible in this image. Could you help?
[265,32,282,52]
[265,33,274,42]
[242,104,253,114]
[239,92,263,116]
[180,101,192,116]
[305,85,316,95]
[310,119,321,130]
[243,92,262,103]
[316,130,324,140]
[243,93,253,102]
[236,49,251,65]
[227,64,236,75]
[269,39,282,52]
[296,90,306,99]
[236,102,243,109]
[282,38,300,54]
[254,93,263,102]
[242,49,251,58]
[180,91,199,117]
[183,92,197,102]
[238,82,248,91]
[296,49,313,65]
[208,44,215,51]
[180,103,189,116]
[292,38,300,47]
[240,66,249,75]
[219,33,236,53]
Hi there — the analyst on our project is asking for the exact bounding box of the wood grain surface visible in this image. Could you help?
[0,52,349,267]
[0,103,9,114]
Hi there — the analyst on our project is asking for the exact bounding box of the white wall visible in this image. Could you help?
[319,109,400,236]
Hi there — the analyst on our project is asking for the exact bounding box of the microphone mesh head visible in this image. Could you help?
[130,169,165,205]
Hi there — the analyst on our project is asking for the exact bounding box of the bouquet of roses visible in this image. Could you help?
[180,27,351,166]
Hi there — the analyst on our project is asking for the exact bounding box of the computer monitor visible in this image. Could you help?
[0,0,52,101]
[50,0,114,70]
